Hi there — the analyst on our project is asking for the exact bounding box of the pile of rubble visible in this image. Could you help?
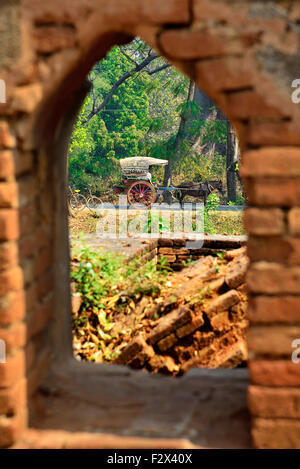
[114,247,249,375]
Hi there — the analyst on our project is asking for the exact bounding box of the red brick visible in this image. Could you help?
[37,269,54,300]
[193,0,245,24]
[247,262,300,294]
[206,290,240,314]
[33,25,77,54]
[24,283,37,313]
[248,237,300,264]
[162,255,176,263]
[244,177,300,207]
[247,120,300,146]
[0,322,26,354]
[0,183,18,208]
[18,177,37,208]
[241,147,300,178]
[0,408,27,448]
[252,417,300,449]
[27,298,53,340]
[35,225,52,250]
[176,314,204,338]
[20,204,36,237]
[15,152,33,177]
[0,284,36,327]
[0,209,19,240]
[0,151,14,179]
[196,57,254,92]
[228,91,289,120]
[100,0,190,24]
[19,233,36,259]
[0,291,26,326]
[173,239,186,247]
[0,122,16,149]
[0,267,23,296]
[0,349,25,388]
[244,208,284,236]
[25,340,36,373]
[0,151,33,180]
[48,0,190,27]
[160,29,241,60]
[35,247,52,277]
[21,257,35,287]
[248,296,300,324]
[249,386,300,419]
[0,378,26,415]
[158,238,174,247]
[288,208,300,236]
[249,360,300,387]
[291,3,300,20]
[27,348,51,396]
[157,333,178,351]
[159,247,176,255]
[247,325,300,356]
[12,84,42,114]
[0,242,18,271]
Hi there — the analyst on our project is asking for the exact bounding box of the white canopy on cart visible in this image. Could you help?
[120,156,168,174]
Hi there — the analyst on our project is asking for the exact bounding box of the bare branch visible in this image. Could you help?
[147,63,171,75]
[119,47,138,66]
[82,53,159,124]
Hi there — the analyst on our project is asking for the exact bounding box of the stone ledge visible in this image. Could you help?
[27,360,250,449]
[14,429,198,449]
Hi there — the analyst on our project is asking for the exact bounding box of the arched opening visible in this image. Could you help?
[26,31,250,448]
[67,38,247,375]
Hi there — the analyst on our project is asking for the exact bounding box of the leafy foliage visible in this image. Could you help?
[69,39,189,194]
[204,193,220,234]
[143,213,170,234]
[71,241,171,312]
[68,38,238,198]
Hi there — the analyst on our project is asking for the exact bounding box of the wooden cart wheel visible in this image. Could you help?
[127,181,156,208]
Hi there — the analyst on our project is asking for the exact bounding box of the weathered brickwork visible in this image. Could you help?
[157,236,246,270]
[0,0,300,449]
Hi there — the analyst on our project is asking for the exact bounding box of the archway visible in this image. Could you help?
[1,0,300,449]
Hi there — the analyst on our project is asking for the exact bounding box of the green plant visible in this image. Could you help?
[205,193,220,212]
[203,193,220,234]
[182,257,196,267]
[216,251,225,259]
[71,245,124,311]
[143,212,170,234]
[71,241,171,313]
[236,193,245,206]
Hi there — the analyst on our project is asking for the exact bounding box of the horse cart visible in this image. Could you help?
[114,156,224,208]
[114,156,168,207]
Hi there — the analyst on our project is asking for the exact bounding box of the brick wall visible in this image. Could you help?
[157,236,246,270]
[0,0,300,448]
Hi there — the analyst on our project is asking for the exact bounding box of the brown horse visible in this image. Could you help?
[174,180,224,207]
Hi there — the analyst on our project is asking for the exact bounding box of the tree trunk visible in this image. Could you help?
[163,80,195,188]
[226,120,237,203]
[173,80,195,160]
[191,88,226,157]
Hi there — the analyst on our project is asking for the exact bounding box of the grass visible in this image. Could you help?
[206,211,243,235]
[69,208,244,236]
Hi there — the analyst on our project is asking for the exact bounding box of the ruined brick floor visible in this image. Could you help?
[25,362,250,449]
